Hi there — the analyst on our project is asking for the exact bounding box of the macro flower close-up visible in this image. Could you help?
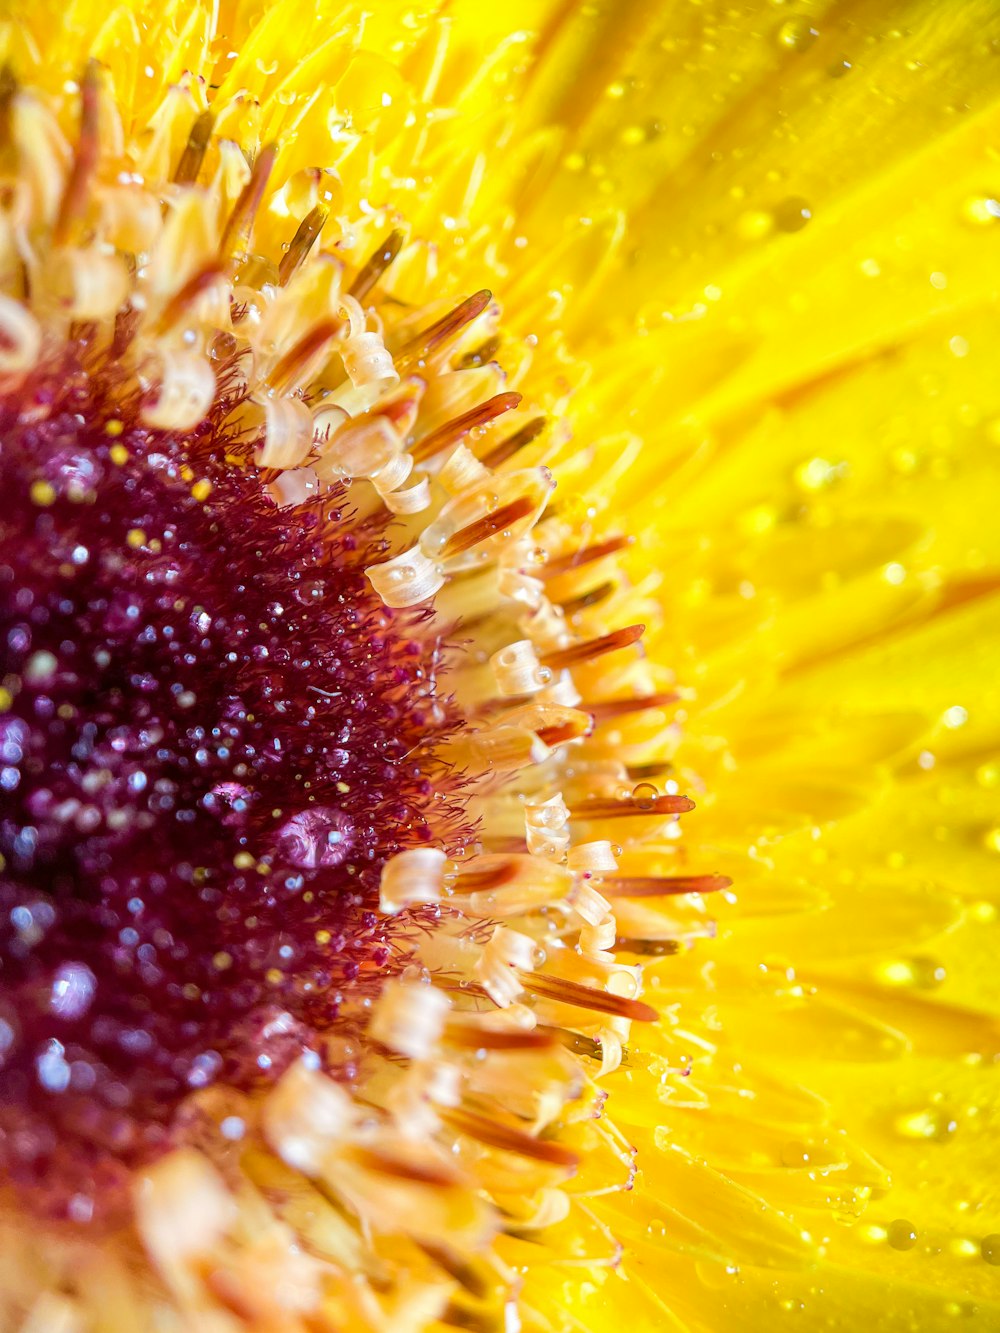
[0,0,999,1328]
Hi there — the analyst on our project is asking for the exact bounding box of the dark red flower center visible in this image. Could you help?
[0,349,465,1222]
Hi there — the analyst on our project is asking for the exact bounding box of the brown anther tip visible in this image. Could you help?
[523,974,659,1024]
[539,534,632,581]
[349,227,406,302]
[173,109,216,185]
[440,494,537,558]
[540,623,645,671]
[278,205,328,285]
[410,391,522,464]
[584,691,680,723]
[479,415,547,469]
[601,873,732,898]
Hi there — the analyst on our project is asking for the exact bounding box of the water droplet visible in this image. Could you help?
[887,1218,918,1250]
[274,807,355,869]
[774,197,812,232]
[632,782,659,811]
[894,1108,959,1141]
[777,18,818,51]
[964,196,1000,226]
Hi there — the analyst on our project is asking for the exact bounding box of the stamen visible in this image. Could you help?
[440,494,538,558]
[266,317,341,393]
[53,61,100,246]
[278,204,328,285]
[349,1145,459,1189]
[173,109,215,185]
[155,262,228,333]
[600,874,733,897]
[348,228,405,301]
[540,535,632,580]
[441,1107,580,1169]
[522,974,658,1023]
[411,391,522,464]
[479,415,547,469]
[451,859,520,891]
[540,624,645,670]
[585,692,680,723]
[444,1023,558,1052]
[219,141,277,259]
[613,938,682,957]
[568,794,695,818]
[398,289,493,363]
[556,581,616,615]
[455,335,501,370]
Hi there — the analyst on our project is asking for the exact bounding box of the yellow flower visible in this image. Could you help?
[0,2,998,1332]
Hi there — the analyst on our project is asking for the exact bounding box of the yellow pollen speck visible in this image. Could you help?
[191,479,213,502]
[30,480,57,507]
[0,688,11,713]
[266,968,284,985]
[107,443,129,465]
[255,861,270,875]
[233,852,256,869]
[126,528,146,549]
[336,781,350,792]
[104,419,124,437]
[213,951,233,971]
[315,930,331,945]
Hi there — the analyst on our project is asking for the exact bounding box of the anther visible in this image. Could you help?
[411,391,522,464]
[522,974,659,1023]
[219,141,278,259]
[348,228,405,301]
[568,794,695,818]
[266,318,341,393]
[278,205,328,285]
[398,289,493,363]
[173,110,216,185]
[584,691,679,723]
[600,874,732,897]
[455,335,501,371]
[53,61,101,246]
[540,623,645,670]
[440,494,537,558]
[540,535,632,580]
[557,581,616,614]
[441,1106,580,1169]
[155,262,228,334]
[479,415,547,469]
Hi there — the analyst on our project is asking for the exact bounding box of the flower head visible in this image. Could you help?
[0,3,999,1331]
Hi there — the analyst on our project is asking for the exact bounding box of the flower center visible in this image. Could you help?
[0,347,465,1223]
